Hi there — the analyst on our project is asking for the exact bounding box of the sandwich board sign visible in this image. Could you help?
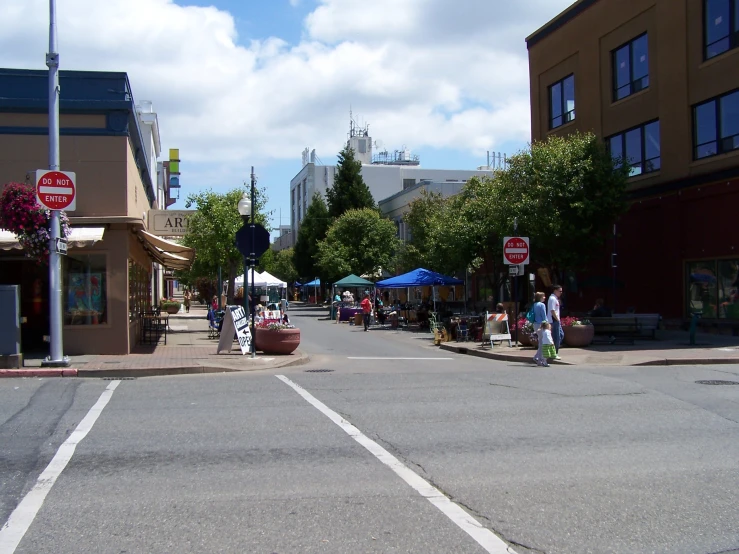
[216,305,252,355]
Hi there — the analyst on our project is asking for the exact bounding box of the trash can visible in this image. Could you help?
[354,313,363,326]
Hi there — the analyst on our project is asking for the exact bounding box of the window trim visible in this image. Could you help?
[704,0,739,60]
[548,73,575,130]
[607,119,661,177]
[693,87,739,160]
[611,33,649,102]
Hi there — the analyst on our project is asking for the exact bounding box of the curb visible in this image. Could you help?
[2,352,311,379]
[441,343,739,367]
[0,368,79,378]
[439,343,571,365]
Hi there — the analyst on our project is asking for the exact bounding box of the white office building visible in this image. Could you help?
[288,120,493,245]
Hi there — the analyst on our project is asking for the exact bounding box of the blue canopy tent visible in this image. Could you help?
[303,278,321,304]
[376,268,464,312]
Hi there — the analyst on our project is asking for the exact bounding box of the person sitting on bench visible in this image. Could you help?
[589,298,612,317]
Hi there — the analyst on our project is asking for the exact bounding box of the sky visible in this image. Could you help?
[0,0,577,235]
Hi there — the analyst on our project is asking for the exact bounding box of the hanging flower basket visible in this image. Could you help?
[0,181,70,264]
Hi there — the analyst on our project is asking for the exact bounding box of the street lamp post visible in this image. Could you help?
[237,170,257,359]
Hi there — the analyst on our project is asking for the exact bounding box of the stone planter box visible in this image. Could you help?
[563,324,594,347]
[254,328,300,355]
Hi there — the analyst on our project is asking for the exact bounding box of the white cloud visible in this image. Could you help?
[0,0,576,172]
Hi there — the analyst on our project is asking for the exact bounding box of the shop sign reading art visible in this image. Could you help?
[147,210,196,237]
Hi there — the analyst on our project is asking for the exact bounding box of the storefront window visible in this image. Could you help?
[686,260,739,318]
[64,254,107,325]
[128,260,151,321]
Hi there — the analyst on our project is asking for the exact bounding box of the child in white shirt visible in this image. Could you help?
[536,321,556,367]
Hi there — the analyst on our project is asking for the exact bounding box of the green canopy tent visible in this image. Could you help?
[331,274,376,322]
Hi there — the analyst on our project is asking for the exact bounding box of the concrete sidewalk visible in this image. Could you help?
[2,301,307,379]
[439,329,739,366]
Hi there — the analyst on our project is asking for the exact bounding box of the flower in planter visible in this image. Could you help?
[256,321,295,331]
[561,316,591,327]
[0,181,70,264]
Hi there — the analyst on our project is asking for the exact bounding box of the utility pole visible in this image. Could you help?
[250,167,256,359]
[42,0,68,367]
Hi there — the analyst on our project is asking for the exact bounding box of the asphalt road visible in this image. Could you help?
[2,304,739,553]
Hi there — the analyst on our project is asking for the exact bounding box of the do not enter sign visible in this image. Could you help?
[503,236,529,265]
[36,170,76,211]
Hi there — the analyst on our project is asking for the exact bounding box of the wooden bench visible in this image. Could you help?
[613,313,660,339]
[588,316,639,344]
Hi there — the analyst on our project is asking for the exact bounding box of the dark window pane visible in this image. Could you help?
[688,261,718,318]
[697,142,719,158]
[718,259,739,319]
[625,128,642,175]
[631,34,649,80]
[563,75,575,119]
[610,135,623,167]
[551,115,563,129]
[644,121,660,161]
[706,0,731,57]
[550,83,562,120]
[695,101,717,148]
[614,46,630,92]
[719,90,739,142]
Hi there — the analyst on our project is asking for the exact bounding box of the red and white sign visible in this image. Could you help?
[503,236,529,265]
[35,170,76,211]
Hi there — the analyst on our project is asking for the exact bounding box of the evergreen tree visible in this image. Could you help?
[293,192,331,280]
[325,145,375,218]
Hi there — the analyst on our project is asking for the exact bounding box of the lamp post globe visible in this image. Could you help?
[237,193,252,218]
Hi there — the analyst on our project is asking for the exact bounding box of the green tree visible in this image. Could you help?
[267,248,298,284]
[325,145,375,218]
[181,187,270,304]
[293,192,332,280]
[316,208,399,281]
[493,132,630,276]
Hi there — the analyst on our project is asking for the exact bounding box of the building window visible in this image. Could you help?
[549,74,575,129]
[694,89,739,159]
[704,0,739,59]
[687,259,739,319]
[612,33,649,101]
[64,254,108,325]
[608,120,661,176]
[403,178,416,190]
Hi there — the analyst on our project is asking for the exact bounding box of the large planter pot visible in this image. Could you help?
[163,305,181,314]
[254,328,301,355]
[517,330,536,347]
[563,324,594,347]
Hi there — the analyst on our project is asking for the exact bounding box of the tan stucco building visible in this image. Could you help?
[0,69,192,355]
[527,0,739,321]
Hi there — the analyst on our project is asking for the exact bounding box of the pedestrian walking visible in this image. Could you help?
[537,321,556,366]
[531,291,548,365]
[183,289,191,313]
[360,294,372,331]
[547,284,563,359]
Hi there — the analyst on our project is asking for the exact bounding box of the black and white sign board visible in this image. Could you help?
[216,305,252,355]
[55,237,68,255]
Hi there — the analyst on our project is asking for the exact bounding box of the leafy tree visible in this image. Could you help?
[492,132,629,276]
[325,145,375,218]
[293,192,331,280]
[316,208,399,281]
[181,187,270,304]
[259,246,298,285]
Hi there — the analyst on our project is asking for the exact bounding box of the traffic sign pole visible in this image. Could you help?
[41,0,69,368]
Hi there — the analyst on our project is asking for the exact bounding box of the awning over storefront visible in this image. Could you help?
[0,227,105,250]
[136,229,195,270]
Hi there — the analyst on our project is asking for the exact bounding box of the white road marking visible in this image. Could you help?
[347,357,454,360]
[0,381,121,553]
[276,375,513,554]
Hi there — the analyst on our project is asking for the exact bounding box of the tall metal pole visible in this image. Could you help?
[43,0,68,367]
[250,167,256,358]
